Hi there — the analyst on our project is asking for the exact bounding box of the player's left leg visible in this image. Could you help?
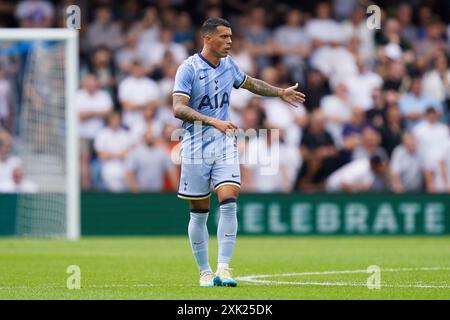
[214,184,240,287]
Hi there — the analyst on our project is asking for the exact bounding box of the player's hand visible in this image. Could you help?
[211,119,239,137]
[280,83,306,108]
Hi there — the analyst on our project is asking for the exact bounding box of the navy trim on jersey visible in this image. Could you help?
[197,52,220,69]
[233,74,247,89]
[173,90,191,97]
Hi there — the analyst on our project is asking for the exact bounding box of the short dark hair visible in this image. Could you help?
[201,18,231,35]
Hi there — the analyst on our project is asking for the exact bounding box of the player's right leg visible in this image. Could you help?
[177,157,215,287]
[188,198,216,287]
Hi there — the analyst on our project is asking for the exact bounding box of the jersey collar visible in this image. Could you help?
[197,52,220,69]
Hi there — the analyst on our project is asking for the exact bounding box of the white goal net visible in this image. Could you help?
[0,29,79,239]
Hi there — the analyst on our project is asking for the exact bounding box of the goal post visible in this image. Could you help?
[0,29,80,240]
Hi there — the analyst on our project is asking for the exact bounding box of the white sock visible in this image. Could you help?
[188,211,211,273]
[217,200,237,268]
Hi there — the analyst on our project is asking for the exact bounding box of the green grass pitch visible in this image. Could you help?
[1,236,450,299]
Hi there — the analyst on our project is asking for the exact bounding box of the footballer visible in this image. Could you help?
[172,17,305,287]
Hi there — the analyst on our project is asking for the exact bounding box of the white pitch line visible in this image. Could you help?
[236,266,450,289]
[0,283,196,291]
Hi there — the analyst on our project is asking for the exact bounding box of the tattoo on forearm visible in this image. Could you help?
[173,95,214,125]
[241,76,282,97]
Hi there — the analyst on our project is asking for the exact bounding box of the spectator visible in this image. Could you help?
[326,153,389,193]
[395,3,418,43]
[413,106,450,192]
[380,104,404,156]
[14,0,54,28]
[260,67,307,146]
[399,74,442,129]
[0,134,21,184]
[86,5,124,52]
[413,18,447,72]
[352,126,388,161]
[366,87,387,130]
[381,58,408,92]
[115,29,142,77]
[305,1,342,50]
[94,111,132,192]
[84,46,117,98]
[341,6,376,61]
[305,3,359,84]
[118,60,160,135]
[273,9,310,84]
[241,127,294,193]
[136,6,161,47]
[77,74,114,141]
[320,81,353,147]
[173,11,195,53]
[241,6,272,71]
[302,68,331,112]
[0,0,15,28]
[422,51,450,111]
[344,55,383,111]
[76,74,114,190]
[125,127,178,192]
[294,110,339,192]
[229,33,255,76]
[341,108,370,163]
[438,138,450,193]
[390,132,423,193]
[0,166,38,193]
[375,17,414,65]
[140,28,188,76]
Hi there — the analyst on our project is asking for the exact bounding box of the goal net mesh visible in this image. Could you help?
[3,40,67,237]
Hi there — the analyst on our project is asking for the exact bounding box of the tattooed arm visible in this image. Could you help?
[172,94,238,133]
[241,76,306,108]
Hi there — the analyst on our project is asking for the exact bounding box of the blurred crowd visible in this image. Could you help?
[0,0,450,193]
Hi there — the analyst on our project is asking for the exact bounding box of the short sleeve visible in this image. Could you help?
[228,56,247,89]
[173,62,194,98]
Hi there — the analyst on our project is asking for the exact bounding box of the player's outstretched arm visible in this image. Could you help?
[173,94,238,134]
[241,76,306,108]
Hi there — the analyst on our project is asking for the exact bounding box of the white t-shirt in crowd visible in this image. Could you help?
[94,127,132,192]
[76,89,113,140]
[0,156,22,183]
[344,71,383,110]
[413,120,450,171]
[390,145,423,192]
[320,94,352,147]
[118,76,160,130]
[305,19,343,43]
[326,158,374,192]
[422,69,450,103]
[310,46,358,86]
[262,97,306,146]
